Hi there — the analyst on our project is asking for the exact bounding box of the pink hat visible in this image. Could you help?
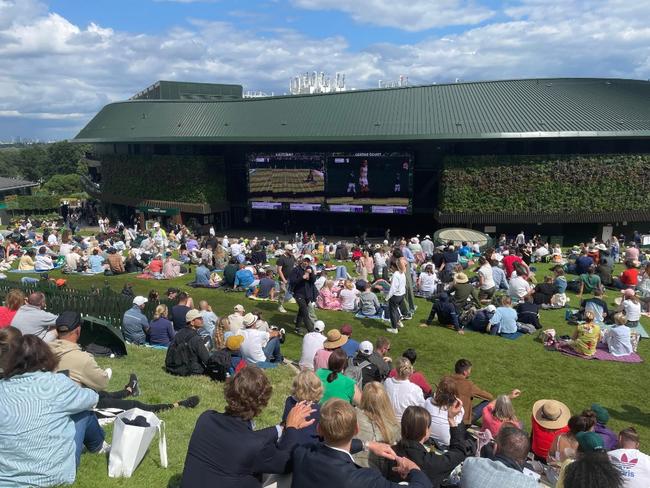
[622,288,636,299]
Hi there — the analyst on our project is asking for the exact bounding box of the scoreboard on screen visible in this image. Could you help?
[247,151,413,214]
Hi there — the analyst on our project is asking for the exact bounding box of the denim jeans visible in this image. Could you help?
[471,400,490,424]
[71,410,105,467]
[263,337,283,363]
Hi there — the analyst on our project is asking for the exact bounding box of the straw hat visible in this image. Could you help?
[323,329,348,349]
[454,273,469,284]
[533,399,571,430]
[242,313,258,328]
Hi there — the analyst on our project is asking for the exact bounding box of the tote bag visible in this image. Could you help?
[108,408,168,478]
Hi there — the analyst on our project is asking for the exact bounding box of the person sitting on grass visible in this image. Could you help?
[121,295,149,345]
[148,304,176,347]
[547,413,595,466]
[603,313,633,357]
[390,402,468,487]
[317,279,343,310]
[339,279,360,312]
[572,265,602,296]
[87,248,105,273]
[51,311,199,413]
[35,246,55,272]
[448,272,479,309]
[423,292,462,333]
[558,432,624,488]
[181,367,316,488]
[234,262,255,290]
[466,304,496,333]
[316,348,361,405]
[488,296,535,335]
[480,390,523,438]
[609,427,650,488]
[531,399,571,461]
[417,264,439,298]
[194,259,211,287]
[565,310,601,357]
[579,287,609,324]
[0,289,25,328]
[290,398,430,488]
[0,334,107,488]
[281,370,323,446]
[250,269,277,300]
[237,313,284,369]
[165,310,212,377]
[106,247,125,275]
[613,260,640,290]
[424,376,465,450]
[18,248,35,271]
[617,288,642,328]
[507,271,532,302]
[388,348,432,398]
[516,295,542,330]
[358,281,384,317]
[533,275,557,305]
[448,358,494,425]
[340,324,359,358]
[384,357,425,422]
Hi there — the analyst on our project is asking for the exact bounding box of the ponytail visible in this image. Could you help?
[327,371,338,383]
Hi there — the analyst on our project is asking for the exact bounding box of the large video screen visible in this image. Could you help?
[248,152,325,208]
[325,152,412,214]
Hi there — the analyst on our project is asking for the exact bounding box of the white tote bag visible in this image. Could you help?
[108,408,168,478]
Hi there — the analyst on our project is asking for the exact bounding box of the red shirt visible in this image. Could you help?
[502,255,523,280]
[531,416,569,459]
[620,268,639,286]
[389,369,432,396]
[148,259,163,274]
[0,306,17,328]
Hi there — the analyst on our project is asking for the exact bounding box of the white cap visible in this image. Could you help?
[303,255,313,261]
[383,240,389,245]
[359,340,373,355]
[133,296,148,306]
[485,305,496,313]
[314,320,325,332]
[234,304,245,312]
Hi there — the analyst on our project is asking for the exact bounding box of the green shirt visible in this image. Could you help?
[579,274,601,293]
[316,368,355,404]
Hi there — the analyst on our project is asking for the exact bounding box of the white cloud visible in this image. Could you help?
[0,0,649,140]
[292,0,494,31]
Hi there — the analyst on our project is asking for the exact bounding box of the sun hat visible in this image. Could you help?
[234,304,245,312]
[340,324,353,336]
[454,273,469,284]
[533,399,571,430]
[185,309,202,322]
[424,235,431,240]
[576,431,605,452]
[313,320,325,332]
[590,403,610,424]
[596,243,608,251]
[133,296,148,306]
[242,313,258,328]
[323,329,348,349]
[226,335,244,351]
[622,288,636,299]
[359,340,373,355]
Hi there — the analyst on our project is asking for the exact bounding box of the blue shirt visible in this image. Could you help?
[492,266,508,290]
[122,305,149,344]
[341,338,360,358]
[575,255,594,275]
[489,306,518,334]
[400,246,415,263]
[148,317,175,346]
[234,269,254,287]
[88,254,105,273]
[195,265,211,285]
[0,372,98,488]
[554,276,568,293]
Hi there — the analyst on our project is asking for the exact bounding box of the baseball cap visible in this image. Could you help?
[234,304,245,312]
[314,320,325,332]
[340,324,353,336]
[185,309,202,322]
[359,340,373,355]
[590,403,610,425]
[55,311,82,333]
[133,296,148,306]
[485,305,496,313]
[576,431,605,452]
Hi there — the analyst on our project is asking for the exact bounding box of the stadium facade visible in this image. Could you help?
[75,78,650,240]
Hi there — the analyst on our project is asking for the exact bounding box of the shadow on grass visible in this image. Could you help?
[167,473,182,488]
[608,405,650,428]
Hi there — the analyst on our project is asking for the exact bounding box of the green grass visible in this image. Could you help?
[13,260,650,486]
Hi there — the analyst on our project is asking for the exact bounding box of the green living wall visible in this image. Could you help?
[100,155,226,204]
[439,154,650,213]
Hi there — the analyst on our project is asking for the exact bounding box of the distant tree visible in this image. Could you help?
[40,173,82,195]
[15,144,49,181]
[45,141,87,179]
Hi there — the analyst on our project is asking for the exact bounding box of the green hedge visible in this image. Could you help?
[439,154,650,212]
[100,155,227,204]
[5,195,60,210]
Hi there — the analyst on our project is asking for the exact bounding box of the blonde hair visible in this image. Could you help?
[214,316,229,350]
[584,310,595,322]
[319,399,358,444]
[153,304,168,320]
[325,279,335,290]
[396,357,413,380]
[360,382,399,443]
[291,371,324,403]
[5,289,25,311]
[613,312,627,326]
[344,280,354,290]
[493,394,518,422]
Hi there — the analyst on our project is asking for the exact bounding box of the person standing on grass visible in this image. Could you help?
[276,244,296,313]
[289,256,317,335]
[386,261,406,335]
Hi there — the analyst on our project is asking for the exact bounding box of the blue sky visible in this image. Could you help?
[1,0,649,141]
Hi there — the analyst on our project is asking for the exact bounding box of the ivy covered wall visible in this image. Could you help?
[100,155,227,204]
[439,154,650,213]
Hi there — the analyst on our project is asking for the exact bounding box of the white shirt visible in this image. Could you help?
[238,328,269,363]
[609,449,650,488]
[478,264,495,290]
[374,252,387,268]
[623,300,641,322]
[228,313,245,332]
[59,243,73,256]
[383,377,424,421]
[604,326,633,357]
[508,276,531,299]
[47,234,58,246]
[387,271,406,299]
[339,288,359,311]
[315,276,327,291]
[424,399,465,447]
[230,243,242,257]
[418,272,438,293]
[299,332,326,370]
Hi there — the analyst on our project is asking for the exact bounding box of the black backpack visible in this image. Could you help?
[205,350,231,382]
[165,333,196,376]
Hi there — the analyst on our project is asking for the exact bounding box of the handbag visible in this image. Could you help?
[108,408,168,478]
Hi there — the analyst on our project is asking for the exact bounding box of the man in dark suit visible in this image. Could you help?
[291,399,433,488]
[289,256,317,334]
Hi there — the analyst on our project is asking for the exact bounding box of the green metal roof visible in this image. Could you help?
[74,78,650,144]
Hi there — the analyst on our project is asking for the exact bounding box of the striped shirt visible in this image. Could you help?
[0,371,98,487]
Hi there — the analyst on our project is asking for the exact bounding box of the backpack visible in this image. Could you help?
[205,350,231,382]
[344,357,370,390]
[459,306,478,328]
[165,332,197,376]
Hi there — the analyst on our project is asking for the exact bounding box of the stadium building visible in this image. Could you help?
[75,78,650,240]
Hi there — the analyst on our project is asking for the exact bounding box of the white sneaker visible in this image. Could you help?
[95,441,111,455]
[278,305,287,313]
[398,321,405,328]
[385,328,398,334]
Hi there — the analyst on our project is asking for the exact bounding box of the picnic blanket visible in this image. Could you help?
[557,342,643,363]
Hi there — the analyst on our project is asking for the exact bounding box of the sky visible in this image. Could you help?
[1,0,649,141]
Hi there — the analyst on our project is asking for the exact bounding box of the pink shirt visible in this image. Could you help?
[481,403,523,437]
[313,349,333,370]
